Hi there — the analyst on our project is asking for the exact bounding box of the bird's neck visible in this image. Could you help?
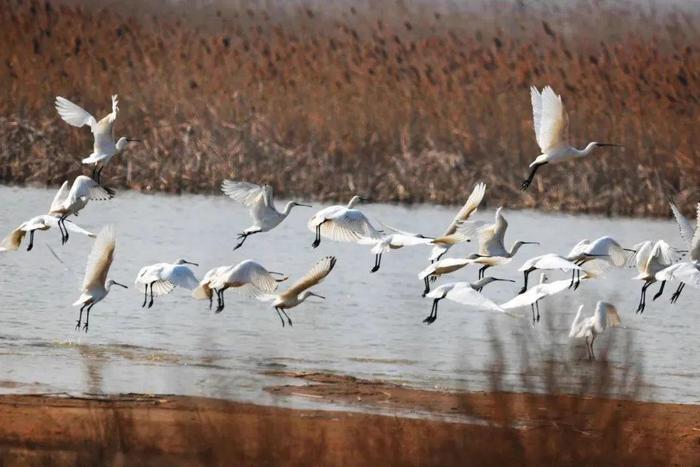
[472,277,494,289]
[577,142,597,157]
[508,242,524,257]
[282,202,296,215]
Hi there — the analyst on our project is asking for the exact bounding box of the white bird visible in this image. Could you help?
[517,254,581,293]
[565,236,632,287]
[418,257,478,297]
[221,180,311,250]
[308,196,381,248]
[458,207,539,279]
[423,277,514,324]
[569,301,621,360]
[521,86,620,190]
[72,225,127,332]
[192,260,287,312]
[0,215,95,252]
[55,94,140,183]
[428,182,486,262]
[656,201,700,303]
[630,240,677,313]
[363,224,434,273]
[256,256,337,327]
[48,176,114,244]
[135,259,200,308]
[501,273,571,324]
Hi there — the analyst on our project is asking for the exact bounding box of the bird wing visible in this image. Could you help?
[282,256,336,298]
[500,286,547,309]
[492,208,508,246]
[606,306,622,329]
[40,216,96,237]
[669,201,694,248]
[71,176,115,202]
[566,239,590,260]
[535,86,569,153]
[48,181,70,213]
[629,241,654,271]
[568,305,586,338]
[321,210,382,243]
[232,260,280,293]
[0,227,26,252]
[652,240,678,268]
[594,302,621,333]
[55,97,97,129]
[445,286,504,313]
[166,266,200,290]
[221,180,264,207]
[530,86,544,149]
[657,262,700,287]
[691,203,700,261]
[81,225,115,291]
[532,254,580,271]
[262,185,275,207]
[441,182,486,236]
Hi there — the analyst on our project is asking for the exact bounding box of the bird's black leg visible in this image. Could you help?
[280,308,293,327]
[83,303,94,333]
[27,230,35,251]
[142,283,149,308]
[478,265,490,280]
[76,303,86,330]
[535,300,541,323]
[568,269,576,289]
[60,215,70,244]
[653,281,666,301]
[637,282,650,314]
[370,253,382,273]
[520,162,547,191]
[234,233,249,250]
[311,221,325,248]
[216,289,225,313]
[573,269,581,290]
[92,166,98,181]
[423,298,442,324]
[519,268,533,294]
[208,291,213,310]
[275,307,286,327]
[530,304,536,325]
[422,277,431,297]
[671,283,685,304]
[148,281,156,308]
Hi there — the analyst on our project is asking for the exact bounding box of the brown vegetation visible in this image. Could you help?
[1,0,699,216]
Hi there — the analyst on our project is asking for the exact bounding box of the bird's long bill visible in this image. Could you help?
[184,260,199,266]
[126,138,142,143]
[493,278,516,283]
[113,281,128,289]
[596,143,622,148]
[297,203,313,208]
[309,292,326,300]
[523,241,540,245]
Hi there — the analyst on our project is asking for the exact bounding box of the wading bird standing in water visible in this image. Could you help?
[192,260,287,313]
[221,181,311,250]
[72,225,128,332]
[55,94,140,184]
[656,202,700,303]
[521,86,621,190]
[308,196,381,248]
[569,301,621,360]
[48,176,114,245]
[423,277,513,324]
[135,259,200,308]
[0,215,95,252]
[428,182,486,262]
[256,256,337,327]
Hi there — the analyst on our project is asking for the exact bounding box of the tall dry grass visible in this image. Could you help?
[0,0,699,216]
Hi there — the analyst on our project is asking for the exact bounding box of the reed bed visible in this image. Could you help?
[0,0,699,216]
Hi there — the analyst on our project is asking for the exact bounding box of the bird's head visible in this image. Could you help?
[347,195,368,208]
[116,137,141,151]
[175,258,199,266]
[300,290,326,302]
[107,279,128,290]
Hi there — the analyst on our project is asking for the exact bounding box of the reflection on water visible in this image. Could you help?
[0,185,698,406]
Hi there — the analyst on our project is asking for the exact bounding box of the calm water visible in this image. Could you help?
[0,185,698,409]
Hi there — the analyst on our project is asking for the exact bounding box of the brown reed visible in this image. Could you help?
[0,0,698,217]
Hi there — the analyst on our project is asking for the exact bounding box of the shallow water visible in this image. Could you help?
[0,185,698,408]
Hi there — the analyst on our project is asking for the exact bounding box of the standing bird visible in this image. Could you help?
[516,254,581,293]
[423,277,513,325]
[55,95,139,183]
[501,273,571,324]
[428,182,486,262]
[48,176,114,244]
[221,181,311,250]
[308,196,381,248]
[193,260,287,313]
[458,207,539,279]
[631,240,677,313]
[569,301,621,360]
[72,225,128,332]
[656,202,700,303]
[521,86,621,190]
[135,259,200,308]
[256,256,337,327]
[0,215,95,252]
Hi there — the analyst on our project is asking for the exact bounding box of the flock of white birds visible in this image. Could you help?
[1,85,699,361]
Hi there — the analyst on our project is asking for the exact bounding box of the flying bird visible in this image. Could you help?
[362,224,434,273]
[501,273,571,324]
[135,259,200,308]
[48,176,114,244]
[656,201,700,303]
[55,94,140,183]
[256,256,337,327]
[72,225,128,332]
[521,86,620,190]
[516,254,581,293]
[569,301,621,360]
[422,277,513,325]
[308,196,381,248]
[221,180,311,250]
[192,260,287,312]
[0,215,95,252]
